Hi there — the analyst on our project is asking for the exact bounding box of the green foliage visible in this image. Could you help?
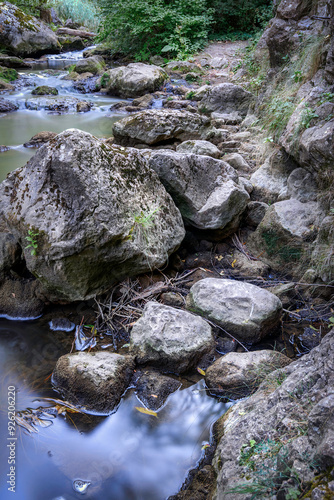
[55,0,100,31]
[97,0,213,59]
[291,70,303,83]
[208,0,273,38]
[186,91,195,100]
[0,67,18,82]
[25,229,39,256]
[262,96,295,141]
[318,92,334,106]
[299,103,319,130]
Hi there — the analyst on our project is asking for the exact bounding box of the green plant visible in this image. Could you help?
[100,72,110,88]
[97,0,213,60]
[318,92,334,105]
[128,206,160,242]
[186,90,195,100]
[291,70,303,83]
[55,0,100,31]
[262,96,295,141]
[299,103,319,130]
[25,229,39,256]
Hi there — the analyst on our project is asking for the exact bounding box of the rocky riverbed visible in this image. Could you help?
[0,1,333,499]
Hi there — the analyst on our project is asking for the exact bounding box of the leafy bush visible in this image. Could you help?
[97,0,213,59]
[208,0,273,38]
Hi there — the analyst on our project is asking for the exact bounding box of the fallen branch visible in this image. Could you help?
[56,28,96,38]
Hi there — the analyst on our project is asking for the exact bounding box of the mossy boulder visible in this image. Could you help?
[105,63,168,98]
[73,55,105,75]
[0,2,59,56]
[31,85,58,96]
[0,66,18,82]
[0,129,185,302]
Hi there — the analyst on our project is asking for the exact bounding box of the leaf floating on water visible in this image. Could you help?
[197,367,206,376]
[135,406,158,418]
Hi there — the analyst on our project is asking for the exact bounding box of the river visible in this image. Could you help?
[0,49,229,500]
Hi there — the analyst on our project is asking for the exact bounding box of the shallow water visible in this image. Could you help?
[0,317,229,500]
[0,47,126,182]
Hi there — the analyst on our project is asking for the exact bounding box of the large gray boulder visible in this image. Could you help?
[193,83,253,117]
[52,352,135,414]
[187,278,282,344]
[248,199,321,278]
[104,63,167,98]
[145,150,249,233]
[0,98,19,113]
[176,140,221,158]
[205,350,291,399]
[112,109,210,146]
[129,301,214,374]
[0,130,185,302]
[0,2,59,56]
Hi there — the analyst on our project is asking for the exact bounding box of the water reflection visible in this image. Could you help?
[0,319,230,500]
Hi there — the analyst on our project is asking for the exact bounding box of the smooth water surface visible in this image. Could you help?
[0,318,229,500]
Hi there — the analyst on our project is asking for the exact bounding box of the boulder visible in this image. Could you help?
[0,65,18,81]
[0,129,185,302]
[58,36,85,51]
[311,215,334,283]
[49,317,75,332]
[31,85,58,96]
[76,101,92,113]
[73,55,105,75]
[193,83,253,117]
[0,278,44,319]
[52,352,135,414]
[129,301,214,374]
[0,98,18,113]
[250,148,298,203]
[223,152,251,174]
[187,278,282,344]
[145,150,249,233]
[244,201,269,228]
[112,109,210,146]
[0,225,21,277]
[0,54,31,68]
[23,131,57,148]
[176,140,221,158]
[211,329,334,498]
[0,2,59,56]
[105,63,168,98]
[135,369,181,411]
[298,120,334,173]
[248,199,321,277]
[205,350,291,398]
[287,168,317,202]
[25,96,80,112]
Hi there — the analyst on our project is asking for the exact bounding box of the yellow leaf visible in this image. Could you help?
[197,367,206,376]
[216,255,223,262]
[219,270,224,275]
[202,443,210,450]
[135,407,158,418]
[231,259,237,268]
[238,411,246,415]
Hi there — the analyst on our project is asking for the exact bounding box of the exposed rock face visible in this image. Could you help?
[193,83,254,117]
[105,63,167,98]
[211,329,334,499]
[248,199,321,278]
[244,201,268,228]
[23,131,57,148]
[223,152,251,174]
[25,96,81,112]
[0,130,185,302]
[52,352,135,414]
[73,55,105,75]
[145,150,249,233]
[0,54,31,68]
[76,101,92,113]
[0,2,59,56]
[187,278,282,344]
[205,350,291,399]
[112,109,210,146]
[135,369,181,411]
[176,140,221,158]
[129,301,214,374]
[0,98,18,113]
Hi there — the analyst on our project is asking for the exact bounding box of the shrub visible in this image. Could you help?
[97,0,213,59]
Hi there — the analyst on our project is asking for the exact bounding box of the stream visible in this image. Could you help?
[0,49,229,500]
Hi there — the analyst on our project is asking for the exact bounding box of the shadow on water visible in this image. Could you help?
[0,318,230,500]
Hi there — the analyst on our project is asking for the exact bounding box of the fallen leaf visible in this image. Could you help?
[135,406,158,418]
[231,259,237,268]
[202,443,210,450]
[197,367,206,376]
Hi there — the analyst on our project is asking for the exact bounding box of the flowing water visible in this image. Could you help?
[0,50,229,499]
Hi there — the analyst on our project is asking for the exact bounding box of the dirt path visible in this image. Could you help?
[193,40,249,84]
